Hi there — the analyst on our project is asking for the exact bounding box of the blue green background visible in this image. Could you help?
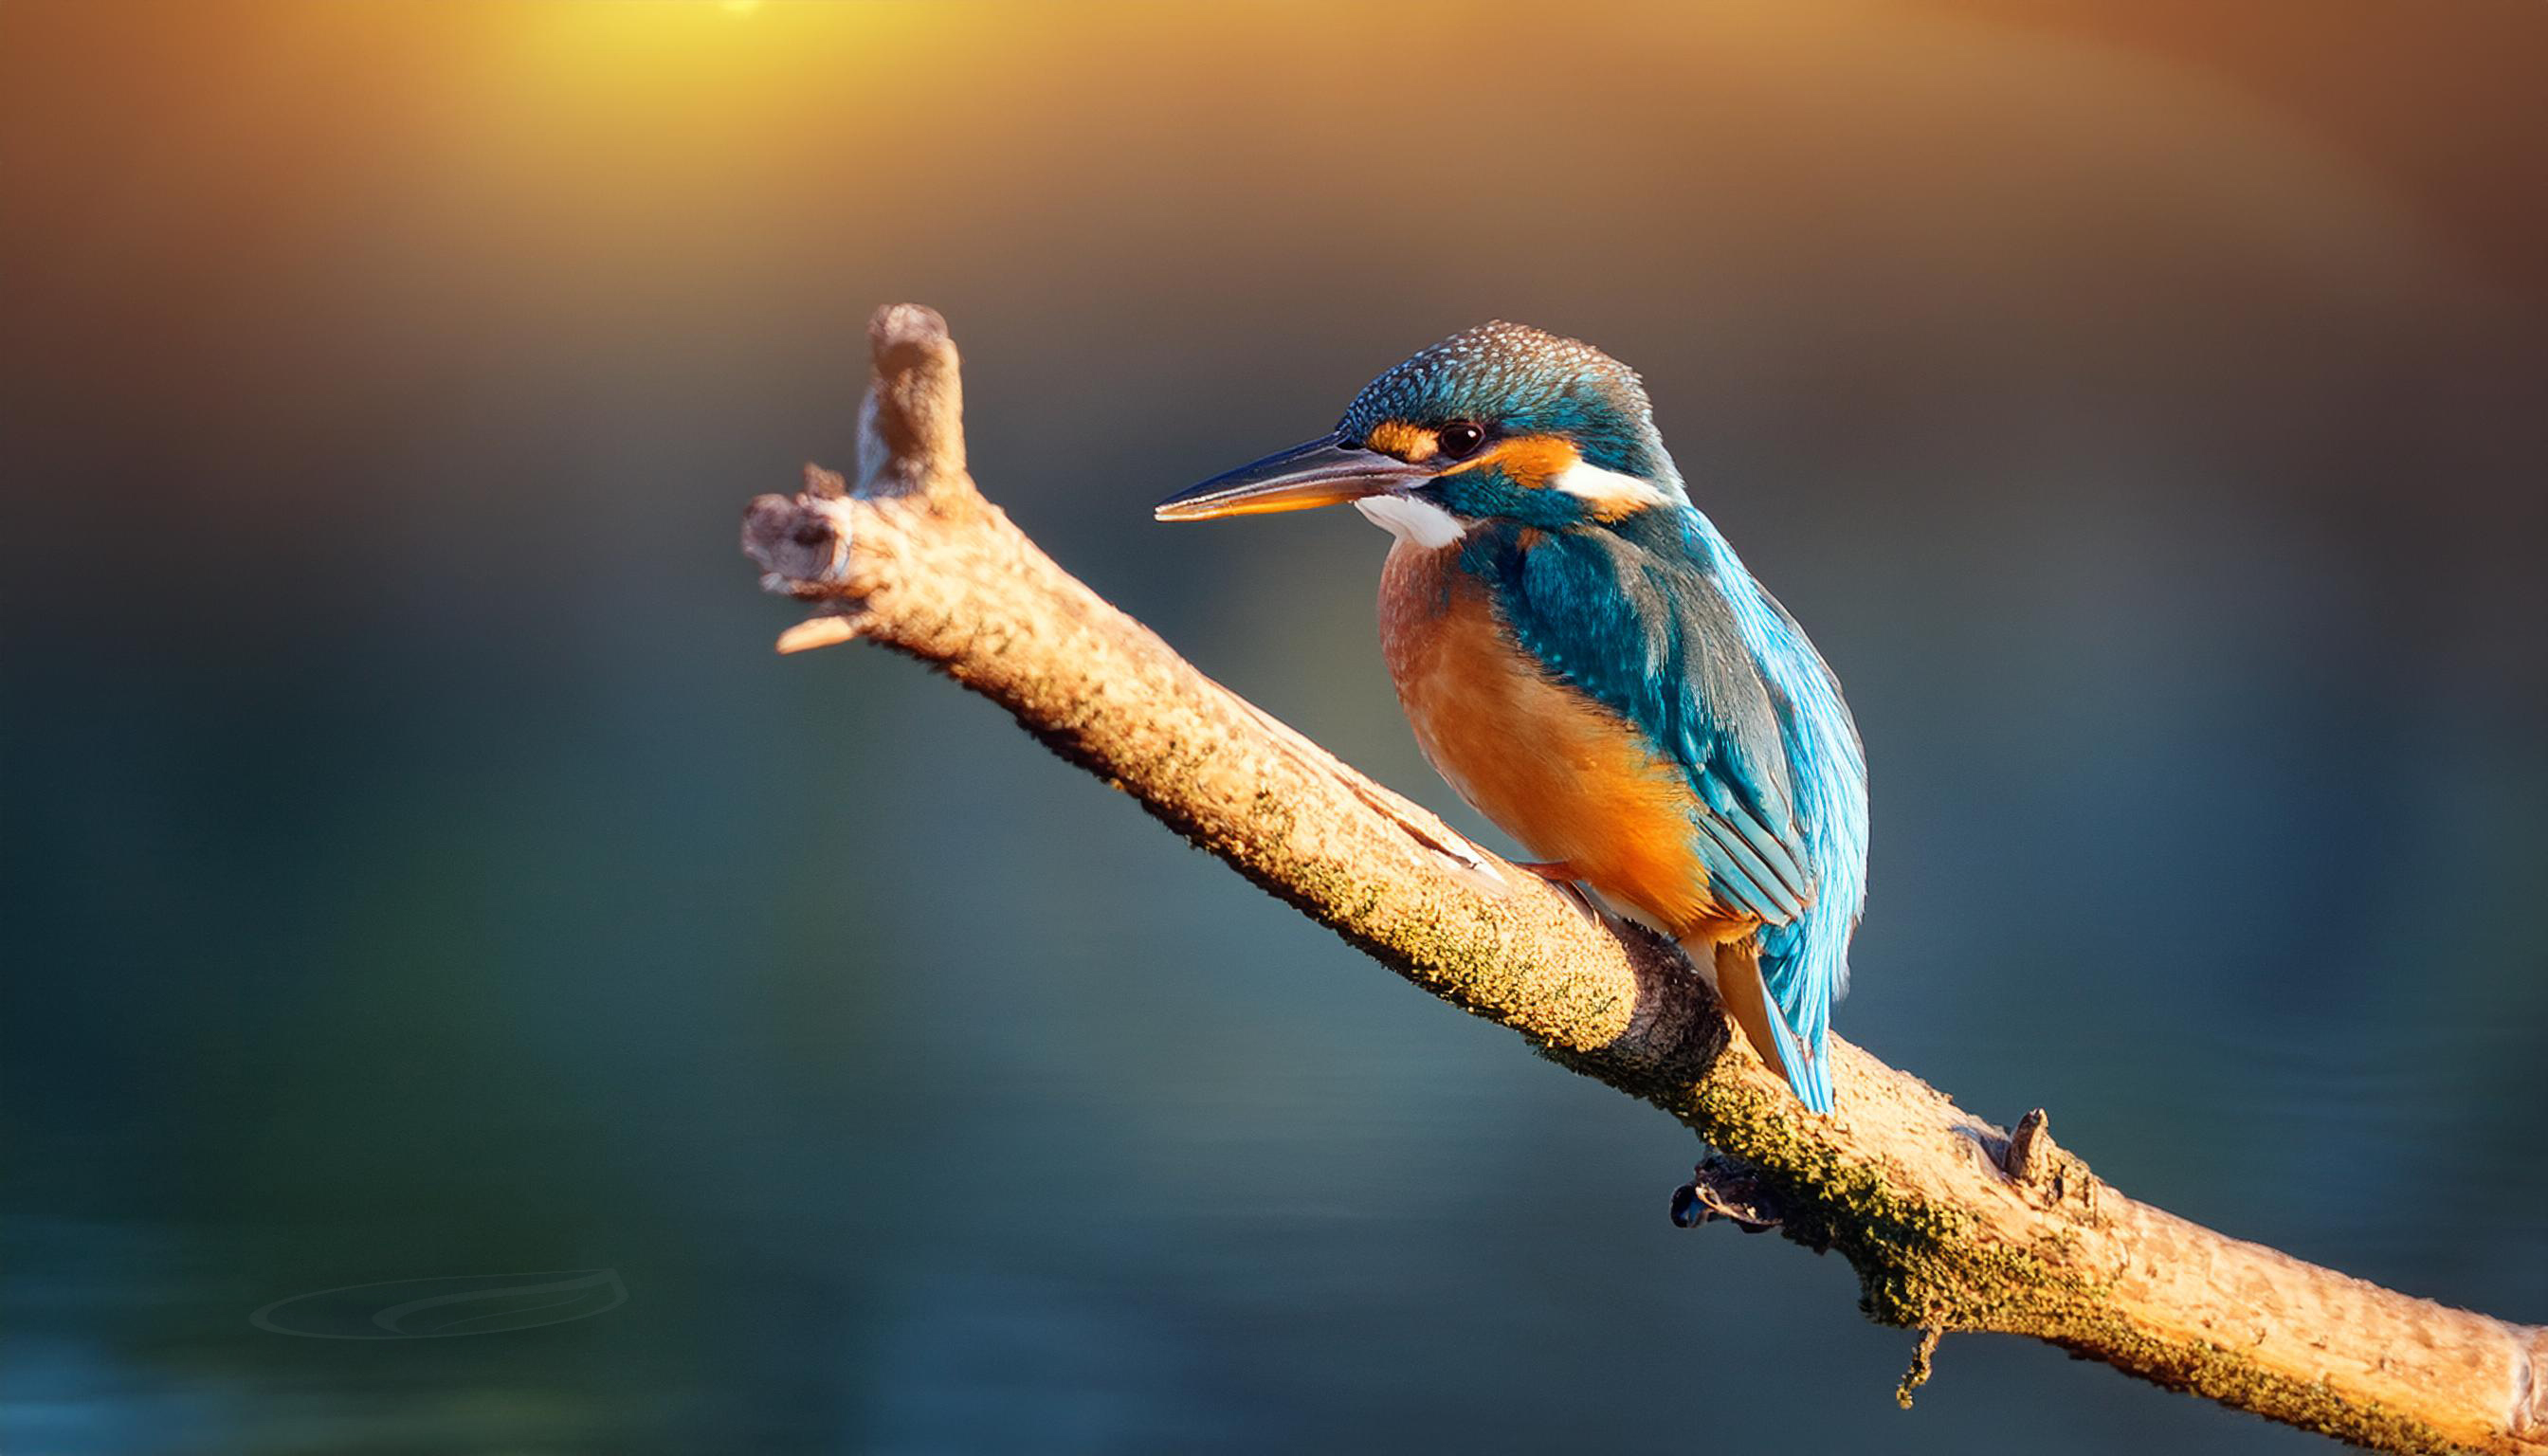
[6,3,2543,1451]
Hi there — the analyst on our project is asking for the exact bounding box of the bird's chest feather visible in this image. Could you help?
[1376,540,1731,937]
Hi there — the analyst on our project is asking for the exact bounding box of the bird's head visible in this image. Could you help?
[1156,321,1685,545]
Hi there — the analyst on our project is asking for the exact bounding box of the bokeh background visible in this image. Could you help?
[6,2,2545,1451]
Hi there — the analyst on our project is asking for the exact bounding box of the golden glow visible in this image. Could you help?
[721,0,763,13]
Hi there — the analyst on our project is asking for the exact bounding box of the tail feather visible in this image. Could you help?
[1704,939,1833,1114]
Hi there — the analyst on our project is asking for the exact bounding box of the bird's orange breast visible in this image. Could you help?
[1377,539,1747,943]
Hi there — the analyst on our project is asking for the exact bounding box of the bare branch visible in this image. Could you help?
[739,304,2547,1456]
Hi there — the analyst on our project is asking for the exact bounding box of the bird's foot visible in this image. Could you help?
[1668,1155,1784,1234]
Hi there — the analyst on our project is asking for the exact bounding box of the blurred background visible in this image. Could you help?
[5,2,2544,1451]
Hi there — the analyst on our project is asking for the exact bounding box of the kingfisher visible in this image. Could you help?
[1156,323,1867,1112]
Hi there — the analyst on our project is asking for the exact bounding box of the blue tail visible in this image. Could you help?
[1756,968,1833,1114]
[1682,519,1866,1119]
[1705,936,1835,1115]
[1757,905,1847,1115]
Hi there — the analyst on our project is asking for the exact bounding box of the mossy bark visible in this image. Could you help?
[739,304,2546,1455]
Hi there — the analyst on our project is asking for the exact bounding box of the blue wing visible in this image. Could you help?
[1462,510,1867,1112]
[1743,573,1868,1114]
[1473,522,1812,924]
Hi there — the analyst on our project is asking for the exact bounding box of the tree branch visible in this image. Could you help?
[739,303,2546,1455]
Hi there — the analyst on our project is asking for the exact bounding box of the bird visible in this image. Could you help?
[1155,322,1867,1113]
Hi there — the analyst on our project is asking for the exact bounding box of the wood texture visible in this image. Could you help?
[738,303,2545,1454]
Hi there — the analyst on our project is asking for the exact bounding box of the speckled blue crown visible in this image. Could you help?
[1338,321,1675,482]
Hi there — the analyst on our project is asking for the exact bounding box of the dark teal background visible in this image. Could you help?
[6,3,2544,1451]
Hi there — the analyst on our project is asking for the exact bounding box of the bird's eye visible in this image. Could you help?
[1438,421,1486,459]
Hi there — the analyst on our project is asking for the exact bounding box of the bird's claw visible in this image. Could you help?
[1668,1157,1783,1233]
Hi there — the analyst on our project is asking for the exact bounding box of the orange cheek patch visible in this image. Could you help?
[1443,434,1579,490]
[1364,420,1440,462]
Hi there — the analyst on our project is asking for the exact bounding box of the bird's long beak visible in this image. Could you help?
[1154,435,1431,522]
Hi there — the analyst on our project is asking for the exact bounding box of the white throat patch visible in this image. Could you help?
[1353,494,1466,549]
[1551,460,1669,517]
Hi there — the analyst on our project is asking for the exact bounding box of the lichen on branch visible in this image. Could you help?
[739,303,2547,1456]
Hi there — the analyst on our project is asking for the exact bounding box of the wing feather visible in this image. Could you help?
[1482,522,1813,927]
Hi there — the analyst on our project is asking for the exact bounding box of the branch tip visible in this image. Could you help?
[869,301,952,364]
[776,616,861,654]
[802,462,847,500]
[864,301,965,483]
[741,492,854,588]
